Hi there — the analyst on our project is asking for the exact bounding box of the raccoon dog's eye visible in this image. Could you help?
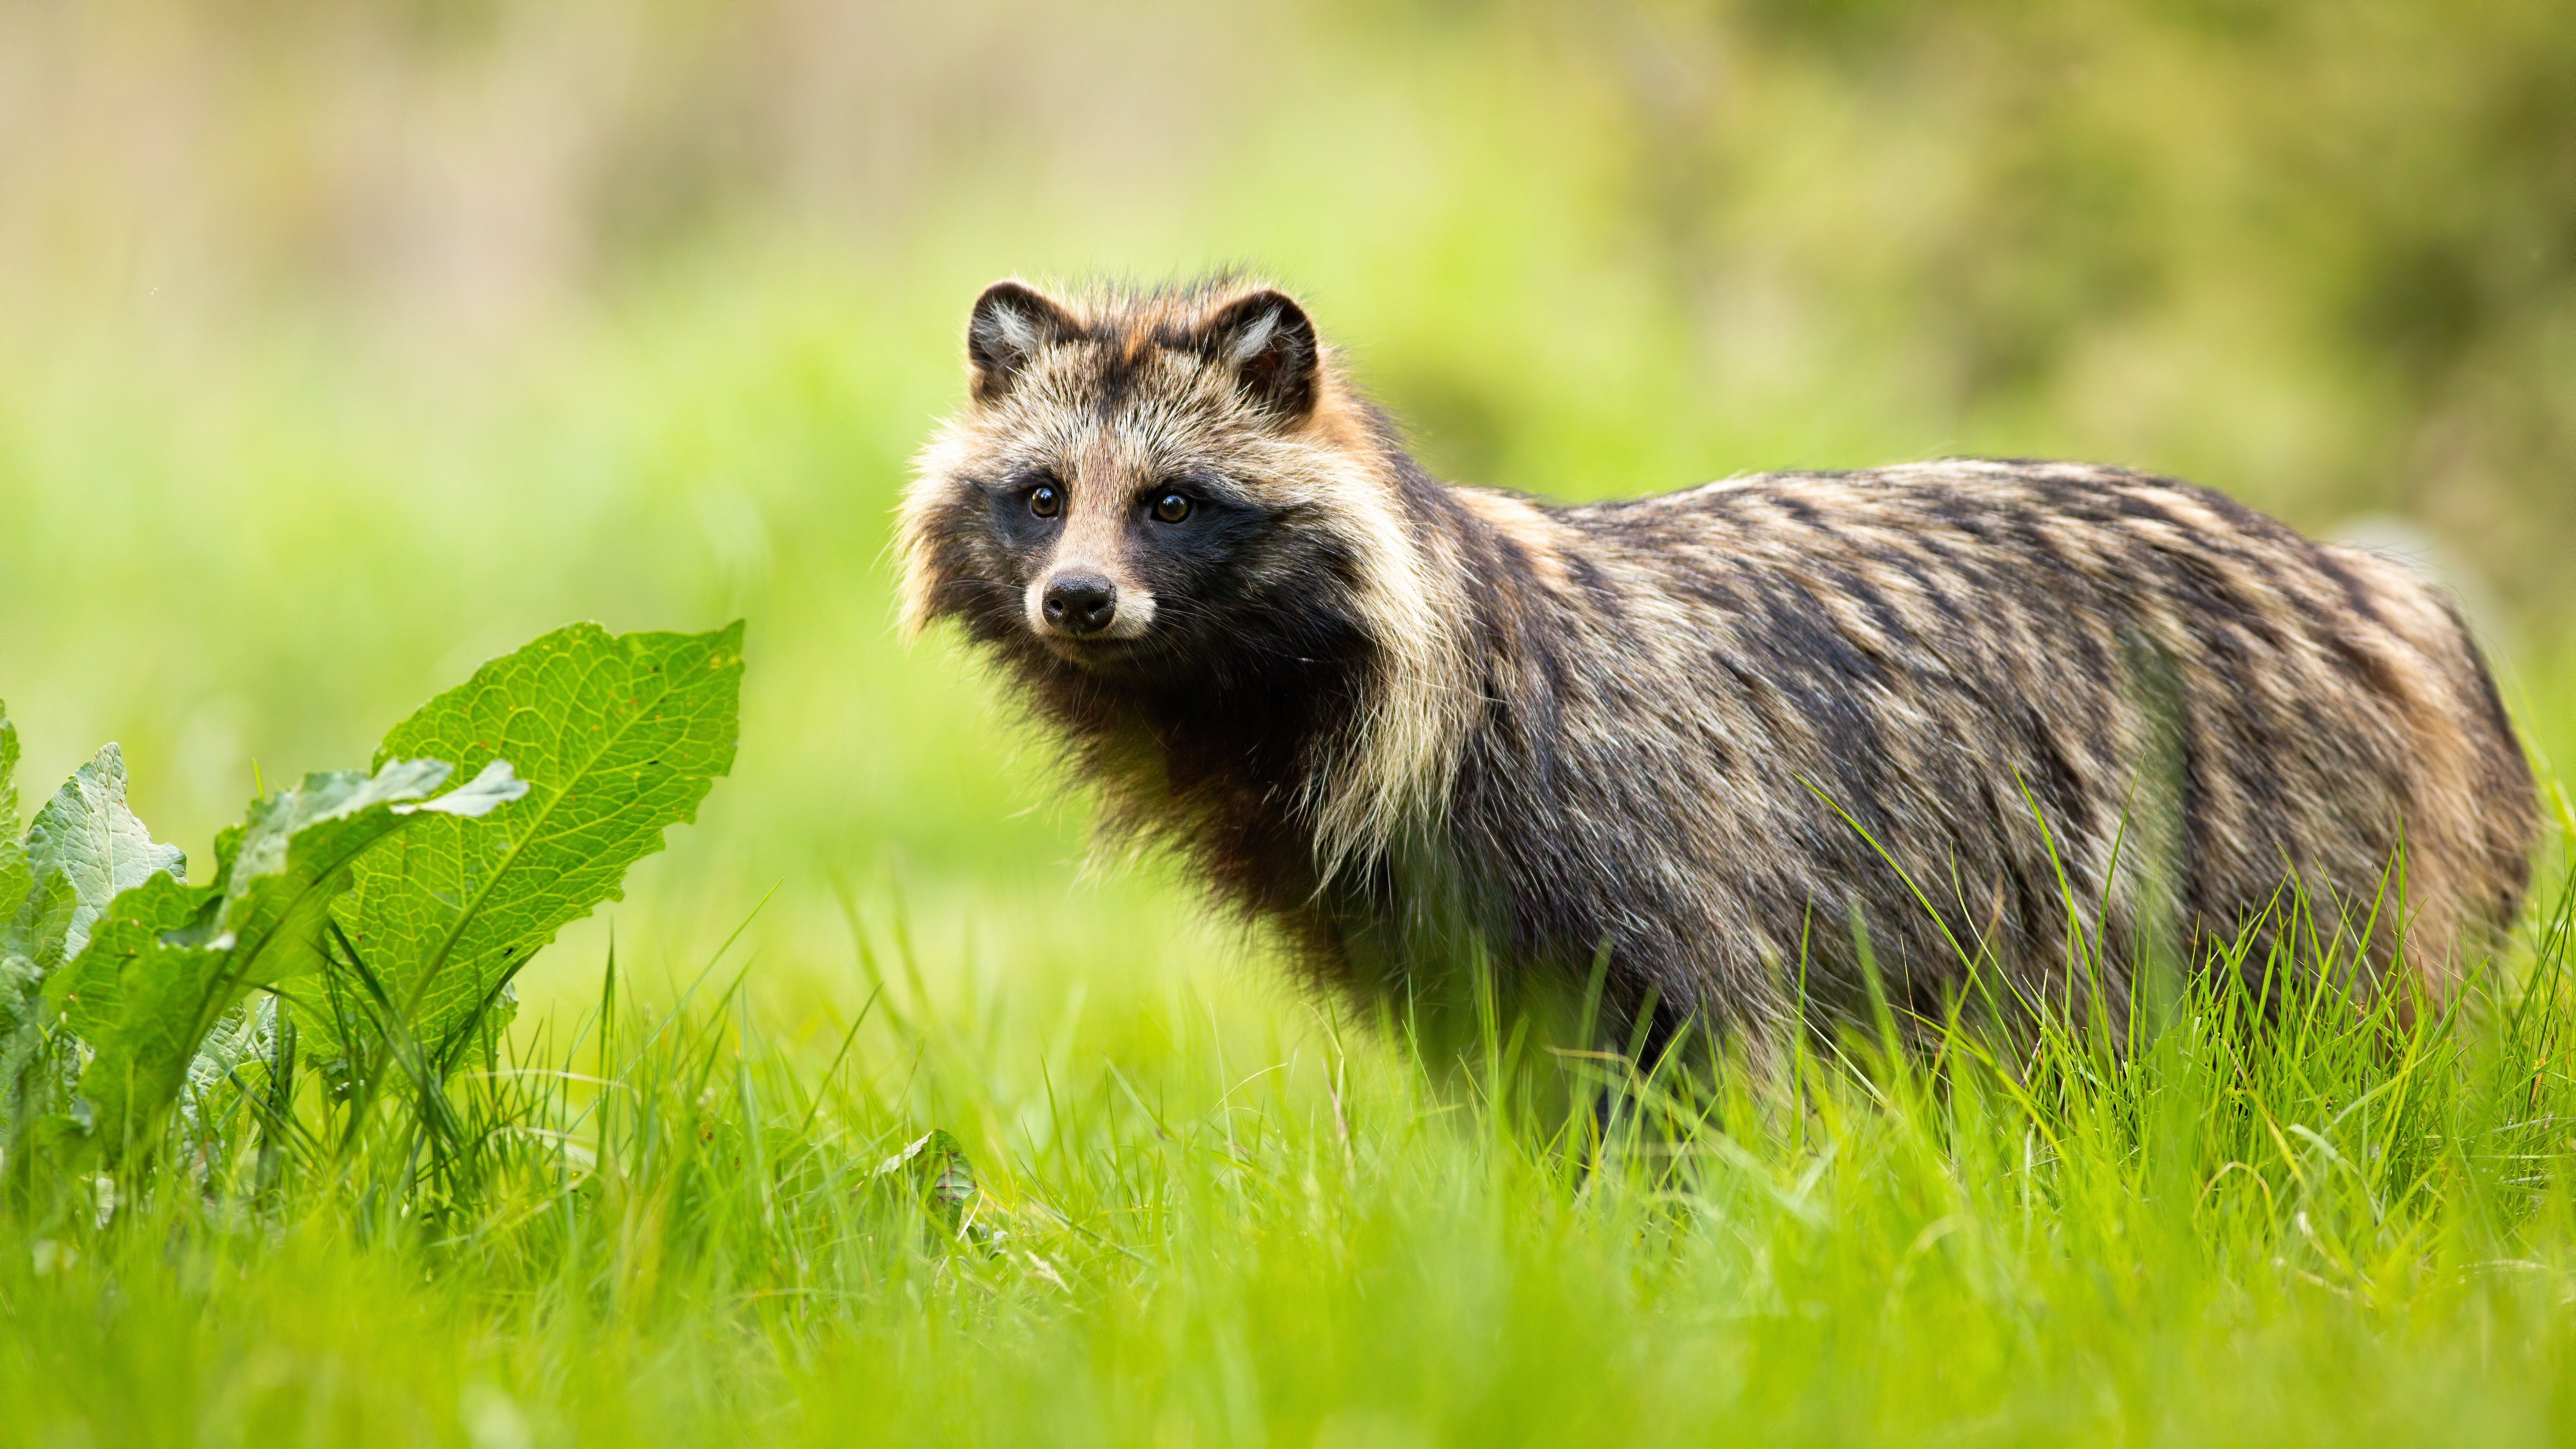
[1152,492,1193,524]
[1028,483,1062,518]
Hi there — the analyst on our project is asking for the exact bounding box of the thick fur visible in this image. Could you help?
[900,276,2540,1052]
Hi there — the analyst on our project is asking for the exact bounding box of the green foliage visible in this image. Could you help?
[56,758,528,1157]
[0,706,34,1138]
[13,744,186,983]
[318,621,746,1077]
[1,742,190,1158]
[0,622,740,1174]
[0,707,21,907]
[871,1127,984,1237]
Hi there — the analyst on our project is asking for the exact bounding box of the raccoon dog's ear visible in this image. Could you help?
[1200,289,1319,423]
[967,280,1081,402]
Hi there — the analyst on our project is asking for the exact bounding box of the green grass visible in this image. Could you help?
[3,849,2573,1448]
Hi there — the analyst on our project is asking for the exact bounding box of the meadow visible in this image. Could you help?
[4,3,2575,1444]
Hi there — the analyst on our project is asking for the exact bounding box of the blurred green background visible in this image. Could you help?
[2,0,2570,1022]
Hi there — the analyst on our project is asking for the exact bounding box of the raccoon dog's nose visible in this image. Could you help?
[1042,573,1118,636]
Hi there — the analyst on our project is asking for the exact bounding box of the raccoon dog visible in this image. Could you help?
[897,276,2539,1056]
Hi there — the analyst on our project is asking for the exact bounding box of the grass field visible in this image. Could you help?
[4,868,2574,1449]
[6,5,2576,1441]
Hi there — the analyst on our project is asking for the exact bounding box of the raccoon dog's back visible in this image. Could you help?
[899,277,2539,1051]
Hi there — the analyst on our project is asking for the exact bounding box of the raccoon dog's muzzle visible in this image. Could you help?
[1025,567,1159,648]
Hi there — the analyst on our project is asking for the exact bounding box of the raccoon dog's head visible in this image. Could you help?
[900,277,1473,864]
[899,278,1418,683]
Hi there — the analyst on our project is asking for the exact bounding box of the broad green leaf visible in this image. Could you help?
[8,745,185,977]
[210,758,525,987]
[0,703,35,1133]
[7,742,191,1144]
[184,996,278,1125]
[0,945,41,1142]
[64,757,523,1157]
[873,1130,980,1210]
[55,872,214,1154]
[326,622,743,1070]
[869,1129,991,1247]
[0,702,26,922]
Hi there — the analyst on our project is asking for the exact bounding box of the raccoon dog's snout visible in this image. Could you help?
[1040,572,1118,636]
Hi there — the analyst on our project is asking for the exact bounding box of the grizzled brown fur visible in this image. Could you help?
[898,276,2539,1053]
